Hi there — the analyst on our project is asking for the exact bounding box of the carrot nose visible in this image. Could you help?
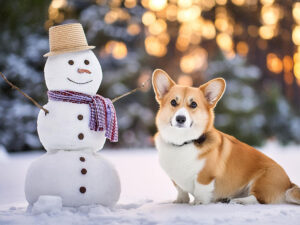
[77,68,91,74]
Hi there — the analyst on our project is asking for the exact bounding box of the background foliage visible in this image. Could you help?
[0,0,299,152]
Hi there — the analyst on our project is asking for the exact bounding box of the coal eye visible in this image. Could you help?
[68,60,74,65]
[190,101,197,108]
[171,99,177,107]
[84,60,89,65]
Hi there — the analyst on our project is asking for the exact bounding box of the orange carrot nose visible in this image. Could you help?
[77,68,91,74]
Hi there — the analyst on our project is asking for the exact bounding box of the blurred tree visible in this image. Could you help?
[0,0,50,152]
[209,55,300,145]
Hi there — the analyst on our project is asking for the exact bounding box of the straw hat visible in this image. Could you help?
[44,23,95,57]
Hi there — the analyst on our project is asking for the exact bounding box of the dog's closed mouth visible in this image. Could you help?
[170,121,193,128]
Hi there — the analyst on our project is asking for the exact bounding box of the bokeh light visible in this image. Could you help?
[50,0,67,9]
[236,41,249,57]
[105,41,128,59]
[267,53,283,74]
[127,23,141,36]
[142,11,156,26]
[292,26,300,46]
[216,33,233,52]
[145,36,167,57]
[149,0,167,11]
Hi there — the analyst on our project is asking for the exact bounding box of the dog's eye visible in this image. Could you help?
[190,101,197,108]
[68,60,74,65]
[170,99,177,107]
[84,60,89,65]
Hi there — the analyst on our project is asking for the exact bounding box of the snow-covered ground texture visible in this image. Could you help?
[0,142,300,225]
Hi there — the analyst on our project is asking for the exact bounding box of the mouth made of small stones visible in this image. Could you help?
[67,77,93,85]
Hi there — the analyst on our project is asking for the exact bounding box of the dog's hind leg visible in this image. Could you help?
[286,184,300,204]
[230,195,259,205]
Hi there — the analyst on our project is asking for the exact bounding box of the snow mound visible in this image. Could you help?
[31,195,62,214]
[1,201,300,225]
[78,204,111,215]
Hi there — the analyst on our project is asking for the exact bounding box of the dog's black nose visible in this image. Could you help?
[176,115,186,124]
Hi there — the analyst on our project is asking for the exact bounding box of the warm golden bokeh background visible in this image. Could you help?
[45,0,300,96]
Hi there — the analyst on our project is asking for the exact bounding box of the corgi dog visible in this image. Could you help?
[152,69,300,205]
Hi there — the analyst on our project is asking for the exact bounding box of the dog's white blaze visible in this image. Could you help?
[156,135,210,197]
[171,107,192,127]
[158,107,208,146]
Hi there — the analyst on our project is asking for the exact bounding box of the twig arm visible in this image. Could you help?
[0,72,49,115]
[112,78,151,103]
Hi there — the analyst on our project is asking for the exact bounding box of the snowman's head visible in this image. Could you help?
[44,50,102,95]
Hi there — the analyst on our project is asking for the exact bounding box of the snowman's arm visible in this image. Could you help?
[38,105,50,117]
[0,72,49,115]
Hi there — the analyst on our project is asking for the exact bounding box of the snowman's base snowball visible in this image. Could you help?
[25,151,121,207]
[31,195,62,214]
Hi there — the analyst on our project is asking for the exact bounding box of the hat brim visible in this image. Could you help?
[43,45,95,57]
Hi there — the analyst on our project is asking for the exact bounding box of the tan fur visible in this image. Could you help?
[152,69,298,205]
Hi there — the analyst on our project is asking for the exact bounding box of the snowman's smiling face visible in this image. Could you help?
[44,50,103,95]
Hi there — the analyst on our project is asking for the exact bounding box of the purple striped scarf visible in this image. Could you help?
[48,90,118,142]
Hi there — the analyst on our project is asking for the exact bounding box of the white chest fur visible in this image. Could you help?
[155,134,207,194]
[37,101,106,152]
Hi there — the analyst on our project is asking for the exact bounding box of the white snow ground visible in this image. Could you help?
[0,142,300,225]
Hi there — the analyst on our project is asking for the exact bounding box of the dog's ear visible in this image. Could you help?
[152,69,175,102]
[200,78,226,108]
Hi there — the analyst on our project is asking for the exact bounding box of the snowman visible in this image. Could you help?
[25,23,121,207]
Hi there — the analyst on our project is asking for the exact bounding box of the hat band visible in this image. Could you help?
[51,45,90,52]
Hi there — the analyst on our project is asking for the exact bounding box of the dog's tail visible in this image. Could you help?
[286,184,300,204]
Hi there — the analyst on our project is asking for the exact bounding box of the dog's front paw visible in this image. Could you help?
[192,199,203,205]
[173,196,190,204]
[192,198,210,205]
